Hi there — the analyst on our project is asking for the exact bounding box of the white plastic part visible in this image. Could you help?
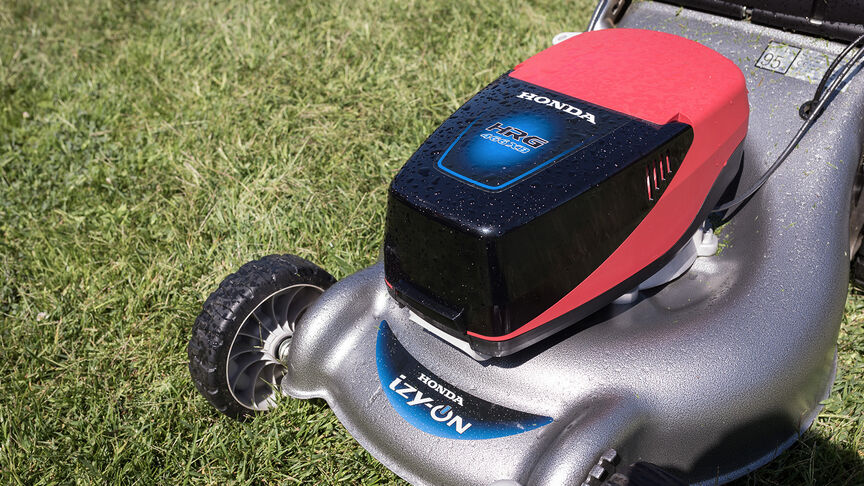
[409,310,491,361]
[613,222,718,305]
[552,32,581,45]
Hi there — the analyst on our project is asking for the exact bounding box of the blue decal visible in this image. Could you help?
[433,86,632,191]
[375,320,553,440]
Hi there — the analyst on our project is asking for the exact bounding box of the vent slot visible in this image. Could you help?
[646,165,653,200]
[646,153,676,202]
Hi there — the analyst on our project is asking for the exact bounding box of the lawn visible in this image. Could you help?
[0,0,862,484]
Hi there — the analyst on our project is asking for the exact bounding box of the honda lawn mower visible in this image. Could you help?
[187,1,864,484]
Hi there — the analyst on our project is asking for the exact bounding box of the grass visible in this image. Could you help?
[0,0,861,484]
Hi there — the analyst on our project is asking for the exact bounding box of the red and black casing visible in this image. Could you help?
[383,29,748,357]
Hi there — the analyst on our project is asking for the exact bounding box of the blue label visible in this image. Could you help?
[435,88,630,191]
[375,321,553,440]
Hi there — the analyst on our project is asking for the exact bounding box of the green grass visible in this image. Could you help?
[0,0,861,484]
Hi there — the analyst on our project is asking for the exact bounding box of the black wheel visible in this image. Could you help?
[853,253,864,289]
[850,152,864,288]
[187,254,335,420]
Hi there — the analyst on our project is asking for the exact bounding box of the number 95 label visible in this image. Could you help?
[756,42,801,74]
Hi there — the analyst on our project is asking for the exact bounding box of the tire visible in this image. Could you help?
[852,252,864,289]
[187,254,335,420]
[849,152,864,287]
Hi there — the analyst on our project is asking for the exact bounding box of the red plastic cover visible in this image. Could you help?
[470,28,748,342]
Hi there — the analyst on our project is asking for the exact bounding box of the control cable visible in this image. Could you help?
[713,33,864,213]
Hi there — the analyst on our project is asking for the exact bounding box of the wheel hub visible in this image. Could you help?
[225,284,324,411]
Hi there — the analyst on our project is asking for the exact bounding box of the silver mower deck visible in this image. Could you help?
[281,3,864,484]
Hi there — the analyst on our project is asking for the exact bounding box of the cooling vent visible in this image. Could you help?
[646,154,674,201]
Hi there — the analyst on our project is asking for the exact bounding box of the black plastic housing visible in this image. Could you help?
[658,0,864,42]
[383,75,694,348]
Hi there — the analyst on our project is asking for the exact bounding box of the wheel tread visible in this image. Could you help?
[186,254,335,420]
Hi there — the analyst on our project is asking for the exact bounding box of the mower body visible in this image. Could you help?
[281,2,864,484]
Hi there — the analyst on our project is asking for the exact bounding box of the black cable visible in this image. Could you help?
[713,37,864,214]
[801,33,864,119]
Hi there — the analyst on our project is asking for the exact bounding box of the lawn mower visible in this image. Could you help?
[187,1,864,484]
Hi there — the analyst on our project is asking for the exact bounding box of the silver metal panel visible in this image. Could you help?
[282,3,864,484]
